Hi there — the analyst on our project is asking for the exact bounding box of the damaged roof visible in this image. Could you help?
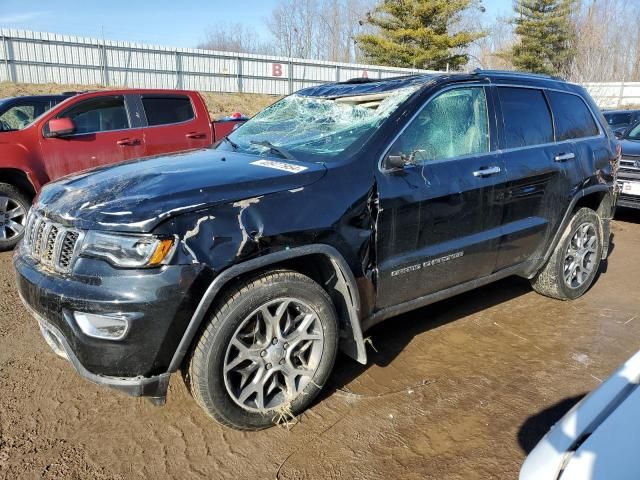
[297,74,440,98]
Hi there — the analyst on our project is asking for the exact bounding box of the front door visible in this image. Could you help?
[375,85,506,310]
[39,95,145,181]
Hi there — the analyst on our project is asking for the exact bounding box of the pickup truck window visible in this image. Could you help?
[226,85,419,160]
[547,91,599,141]
[390,86,489,163]
[60,96,129,135]
[0,101,49,131]
[498,87,553,148]
[142,96,194,126]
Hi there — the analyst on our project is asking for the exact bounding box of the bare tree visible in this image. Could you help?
[199,23,272,55]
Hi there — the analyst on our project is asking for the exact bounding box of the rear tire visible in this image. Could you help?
[187,270,338,430]
[0,183,30,251]
[531,207,603,300]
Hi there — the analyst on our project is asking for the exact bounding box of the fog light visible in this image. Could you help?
[74,312,131,340]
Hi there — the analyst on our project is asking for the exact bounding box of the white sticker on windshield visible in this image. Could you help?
[250,159,307,173]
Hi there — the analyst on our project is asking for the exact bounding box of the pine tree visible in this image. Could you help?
[511,0,575,75]
[355,0,486,71]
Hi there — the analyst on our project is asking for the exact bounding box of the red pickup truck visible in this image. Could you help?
[0,89,247,249]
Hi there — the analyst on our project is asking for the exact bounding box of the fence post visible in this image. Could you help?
[288,60,293,94]
[335,65,340,82]
[2,35,14,82]
[237,57,243,93]
[618,81,625,108]
[175,51,182,89]
[100,43,109,86]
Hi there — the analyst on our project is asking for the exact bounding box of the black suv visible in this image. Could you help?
[14,71,617,430]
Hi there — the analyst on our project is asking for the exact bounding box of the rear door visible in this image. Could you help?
[493,86,603,270]
[39,94,145,180]
[375,84,506,309]
[138,94,212,156]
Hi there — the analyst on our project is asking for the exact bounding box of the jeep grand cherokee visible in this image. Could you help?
[14,71,617,430]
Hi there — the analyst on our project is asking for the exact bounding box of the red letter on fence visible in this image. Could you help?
[272,63,283,77]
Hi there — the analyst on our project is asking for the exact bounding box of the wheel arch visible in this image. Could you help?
[0,168,37,199]
[168,244,367,372]
[533,186,615,277]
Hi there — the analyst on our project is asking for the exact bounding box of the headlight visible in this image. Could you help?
[80,231,175,268]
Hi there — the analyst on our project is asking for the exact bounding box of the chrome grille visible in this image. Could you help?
[23,212,82,273]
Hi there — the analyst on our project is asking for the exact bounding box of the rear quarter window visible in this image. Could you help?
[547,91,599,141]
[498,87,554,149]
[142,96,195,126]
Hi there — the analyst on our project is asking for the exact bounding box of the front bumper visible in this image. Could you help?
[14,247,211,400]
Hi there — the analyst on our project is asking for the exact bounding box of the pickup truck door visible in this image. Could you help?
[39,94,145,181]
[374,85,506,310]
[135,94,213,157]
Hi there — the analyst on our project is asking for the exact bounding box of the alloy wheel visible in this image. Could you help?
[0,196,26,241]
[563,222,598,289]
[223,298,325,413]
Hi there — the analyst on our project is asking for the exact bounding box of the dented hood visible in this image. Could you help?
[36,148,326,232]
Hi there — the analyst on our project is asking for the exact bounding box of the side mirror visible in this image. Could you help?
[386,154,408,170]
[45,117,75,138]
[614,130,624,139]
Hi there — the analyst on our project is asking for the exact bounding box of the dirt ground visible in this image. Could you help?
[1,211,639,479]
[0,82,277,117]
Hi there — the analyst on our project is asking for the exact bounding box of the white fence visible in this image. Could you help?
[2,29,637,107]
[0,29,433,96]
[583,82,640,108]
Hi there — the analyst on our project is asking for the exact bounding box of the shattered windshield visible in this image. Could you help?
[223,85,419,160]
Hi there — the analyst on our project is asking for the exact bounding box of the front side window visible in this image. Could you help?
[142,96,194,126]
[389,87,490,164]
[547,91,599,141]
[499,87,553,149]
[61,96,129,135]
[223,85,420,160]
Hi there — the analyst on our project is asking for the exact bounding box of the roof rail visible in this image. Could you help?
[472,68,565,81]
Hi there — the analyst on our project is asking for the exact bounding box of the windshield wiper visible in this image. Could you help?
[250,140,296,160]
[223,136,239,150]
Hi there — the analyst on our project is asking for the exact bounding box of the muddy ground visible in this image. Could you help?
[1,212,639,479]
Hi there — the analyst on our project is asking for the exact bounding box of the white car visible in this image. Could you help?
[521,351,640,479]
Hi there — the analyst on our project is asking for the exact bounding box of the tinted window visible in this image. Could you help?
[547,91,599,140]
[61,96,129,134]
[498,87,553,148]
[0,101,50,131]
[390,87,490,163]
[604,112,632,127]
[142,96,194,126]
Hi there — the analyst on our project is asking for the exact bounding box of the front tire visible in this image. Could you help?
[0,183,30,251]
[531,207,603,300]
[187,270,338,430]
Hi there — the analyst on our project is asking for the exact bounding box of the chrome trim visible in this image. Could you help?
[554,152,576,162]
[473,166,501,177]
[22,211,83,273]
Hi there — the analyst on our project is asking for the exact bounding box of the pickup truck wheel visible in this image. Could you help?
[531,207,603,300]
[0,183,30,251]
[187,270,338,430]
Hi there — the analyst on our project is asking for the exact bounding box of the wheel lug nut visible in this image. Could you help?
[283,343,289,349]
[260,350,267,357]
[266,363,272,370]
[279,359,285,365]
[272,338,278,345]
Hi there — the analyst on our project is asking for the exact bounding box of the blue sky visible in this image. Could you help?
[0,0,513,48]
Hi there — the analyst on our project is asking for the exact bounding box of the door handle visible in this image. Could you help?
[186,132,207,139]
[554,152,576,162]
[117,138,141,146]
[473,166,501,177]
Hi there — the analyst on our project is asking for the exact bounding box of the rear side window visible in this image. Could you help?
[547,91,599,140]
[498,87,553,148]
[142,96,194,126]
[61,96,129,134]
